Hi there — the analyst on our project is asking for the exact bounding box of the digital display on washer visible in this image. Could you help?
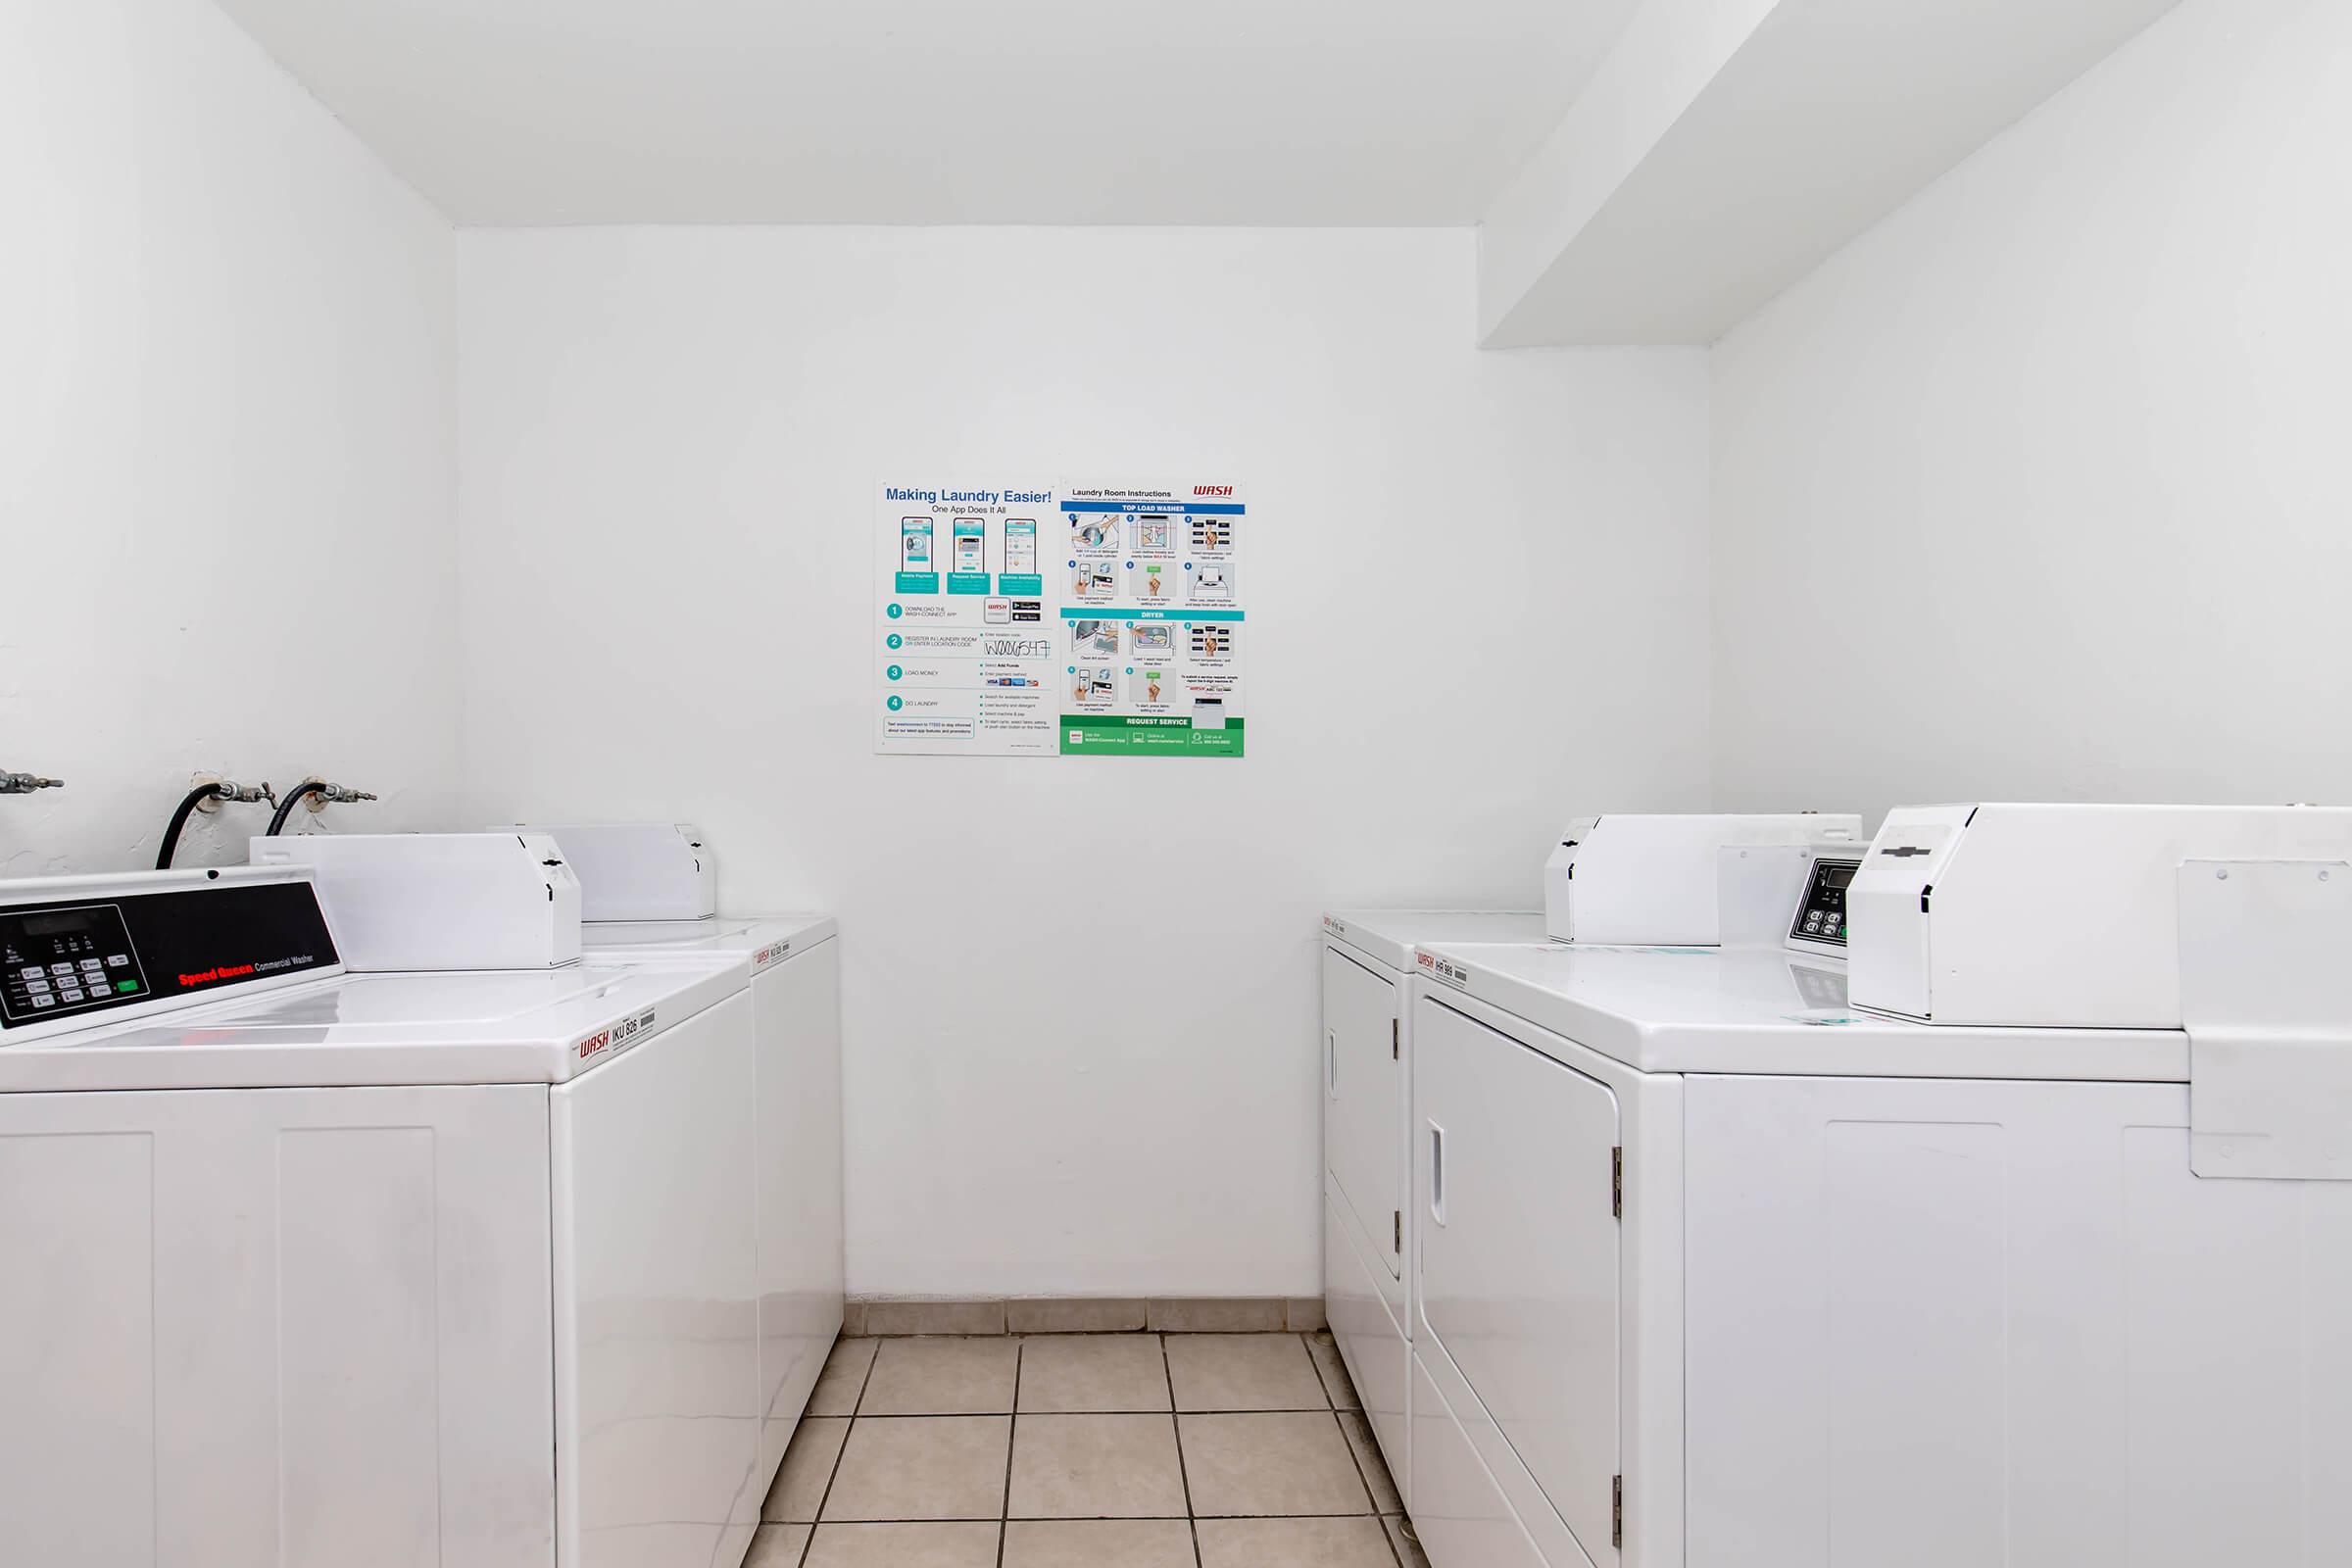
[0,882,338,1029]
[1788,858,1861,948]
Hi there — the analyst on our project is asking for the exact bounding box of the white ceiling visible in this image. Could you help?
[211,0,1642,226]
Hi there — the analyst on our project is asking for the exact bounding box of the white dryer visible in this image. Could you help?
[1404,930,2352,1568]
[0,867,766,1568]
[1318,909,1545,1505]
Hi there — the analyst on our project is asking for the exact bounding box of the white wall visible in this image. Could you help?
[455,227,1711,1296]
[0,0,459,872]
[1710,0,2352,825]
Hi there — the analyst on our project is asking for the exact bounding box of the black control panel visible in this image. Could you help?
[1788,857,1860,948]
[0,881,338,1030]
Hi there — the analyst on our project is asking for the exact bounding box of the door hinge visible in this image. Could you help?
[1611,1146,1623,1219]
[1394,1209,1402,1253]
[1612,1474,1623,1548]
[1392,1017,1399,1059]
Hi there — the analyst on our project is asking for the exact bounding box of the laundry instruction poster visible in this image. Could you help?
[1058,480,1246,758]
[874,477,1247,759]
[874,480,1060,755]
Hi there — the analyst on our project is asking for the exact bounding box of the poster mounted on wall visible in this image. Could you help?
[874,476,1248,759]
[1057,480,1246,758]
[873,479,1060,756]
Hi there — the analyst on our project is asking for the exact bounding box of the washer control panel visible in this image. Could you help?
[2,904,148,1021]
[1788,856,1861,950]
[0,880,337,1031]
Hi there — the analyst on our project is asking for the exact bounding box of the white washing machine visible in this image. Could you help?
[0,866,766,1568]
[578,914,843,1494]
[510,822,847,1500]
[1319,909,1545,1507]
[1404,846,2352,1568]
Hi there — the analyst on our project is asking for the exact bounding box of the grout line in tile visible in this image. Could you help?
[1161,1335,1204,1568]
[996,1336,1023,1565]
[1302,1330,1340,1410]
[1326,1406,1400,1564]
[1302,1331,1409,1562]
[844,1405,1339,1419]
[796,1336,880,1561]
[792,1513,1400,1524]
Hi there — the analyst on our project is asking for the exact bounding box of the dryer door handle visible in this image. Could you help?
[1427,1120,1446,1227]
[1325,1029,1339,1100]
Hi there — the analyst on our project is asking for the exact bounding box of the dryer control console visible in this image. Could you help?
[1786,856,1859,952]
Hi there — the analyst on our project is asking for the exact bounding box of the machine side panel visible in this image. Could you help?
[755,940,847,1489]
[1323,943,1404,1277]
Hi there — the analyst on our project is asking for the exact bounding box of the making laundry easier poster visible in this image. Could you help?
[876,477,1247,759]
[1057,479,1246,758]
[874,480,1061,756]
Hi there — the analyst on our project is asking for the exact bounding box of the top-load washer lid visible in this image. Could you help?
[1417,942,2187,1083]
[0,960,745,1094]
[1319,909,1545,974]
[582,913,836,976]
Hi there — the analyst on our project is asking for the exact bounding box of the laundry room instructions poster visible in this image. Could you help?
[1056,479,1246,757]
[875,477,1248,759]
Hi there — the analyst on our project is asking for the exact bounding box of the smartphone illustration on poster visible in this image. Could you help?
[953,519,985,572]
[1005,519,1037,575]
[901,517,933,568]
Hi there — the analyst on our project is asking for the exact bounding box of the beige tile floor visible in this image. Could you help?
[752,1331,1432,1568]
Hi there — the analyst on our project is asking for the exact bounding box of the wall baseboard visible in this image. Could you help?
[844,1296,1326,1336]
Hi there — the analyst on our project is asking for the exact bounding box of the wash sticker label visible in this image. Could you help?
[1419,953,1470,989]
[576,1006,657,1061]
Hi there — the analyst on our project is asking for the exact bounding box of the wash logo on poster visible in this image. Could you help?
[873,477,1248,760]
[1057,480,1246,759]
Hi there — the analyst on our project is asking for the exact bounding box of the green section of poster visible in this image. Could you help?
[1059,715,1246,757]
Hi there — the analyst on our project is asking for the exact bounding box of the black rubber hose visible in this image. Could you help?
[156,784,226,870]
[266,781,329,837]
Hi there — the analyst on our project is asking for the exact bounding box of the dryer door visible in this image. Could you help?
[1415,993,1621,1564]
[1323,944,1403,1276]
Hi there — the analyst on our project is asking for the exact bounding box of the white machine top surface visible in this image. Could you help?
[1418,942,2187,1082]
[1321,909,1546,974]
[581,912,837,967]
[0,961,741,1093]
